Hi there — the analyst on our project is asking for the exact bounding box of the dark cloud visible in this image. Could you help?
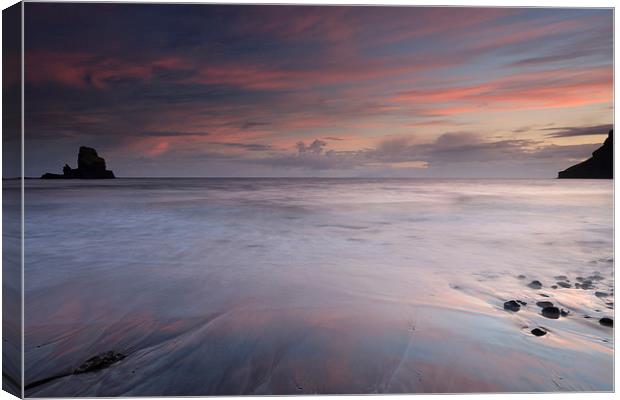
[214,142,273,151]
[240,121,271,130]
[142,131,210,137]
[543,124,613,138]
[297,139,327,155]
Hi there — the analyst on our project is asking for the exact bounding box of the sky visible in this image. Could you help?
[16,4,613,177]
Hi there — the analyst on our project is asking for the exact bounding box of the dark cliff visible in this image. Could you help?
[558,130,613,179]
[41,147,116,179]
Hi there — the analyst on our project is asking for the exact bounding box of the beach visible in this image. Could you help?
[16,178,613,395]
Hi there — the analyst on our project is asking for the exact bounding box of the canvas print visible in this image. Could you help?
[2,2,614,397]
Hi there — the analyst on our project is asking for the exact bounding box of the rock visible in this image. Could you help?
[536,301,554,308]
[575,283,581,288]
[560,309,569,317]
[503,300,521,312]
[576,277,584,282]
[541,306,560,319]
[554,275,568,280]
[551,285,558,289]
[41,147,115,179]
[74,351,126,374]
[589,275,605,281]
[517,274,526,280]
[527,280,542,289]
[558,130,613,179]
[580,280,594,290]
[595,292,609,298]
[516,300,527,306]
[539,293,550,297]
[599,317,613,327]
[557,281,571,288]
[531,328,547,337]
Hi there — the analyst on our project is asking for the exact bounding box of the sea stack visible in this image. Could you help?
[41,147,116,179]
[558,130,613,179]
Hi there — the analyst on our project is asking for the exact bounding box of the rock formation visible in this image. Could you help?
[558,130,613,179]
[41,147,115,179]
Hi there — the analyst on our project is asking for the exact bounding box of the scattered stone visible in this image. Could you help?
[74,351,126,374]
[599,317,613,327]
[557,281,571,288]
[517,274,527,280]
[554,275,568,280]
[539,293,550,297]
[541,306,561,319]
[595,292,609,298]
[580,281,594,290]
[589,275,605,281]
[503,300,521,312]
[551,285,558,289]
[527,280,542,289]
[584,315,592,319]
[576,277,584,282]
[575,283,581,288]
[560,309,570,317]
[536,301,554,308]
[531,328,547,337]
[516,300,527,306]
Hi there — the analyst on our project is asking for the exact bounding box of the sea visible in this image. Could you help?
[7,178,613,395]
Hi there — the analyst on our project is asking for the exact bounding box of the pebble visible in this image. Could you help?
[531,328,547,337]
[557,282,571,288]
[536,301,553,308]
[541,306,560,319]
[527,280,542,289]
[503,300,521,312]
[599,317,613,327]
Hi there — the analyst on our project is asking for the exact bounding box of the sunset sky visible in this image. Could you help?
[19,4,613,177]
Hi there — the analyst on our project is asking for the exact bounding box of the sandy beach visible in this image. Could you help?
[13,178,612,396]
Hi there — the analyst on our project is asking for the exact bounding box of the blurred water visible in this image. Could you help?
[18,178,613,395]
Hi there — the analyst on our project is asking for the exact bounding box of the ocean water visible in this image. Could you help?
[15,178,613,395]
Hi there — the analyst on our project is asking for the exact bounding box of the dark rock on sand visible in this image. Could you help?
[560,309,570,317]
[74,351,126,374]
[576,277,584,282]
[517,274,527,280]
[541,306,561,319]
[558,129,613,179]
[527,280,542,289]
[557,281,571,288]
[536,301,554,308]
[554,275,568,280]
[589,275,605,281]
[551,285,558,289]
[504,300,521,312]
[516,300,527,306]
[580,280,594,290]
[41,147,115,179]
[595,291,609,298]
[531,328,547,337]
[599,317,613,327]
